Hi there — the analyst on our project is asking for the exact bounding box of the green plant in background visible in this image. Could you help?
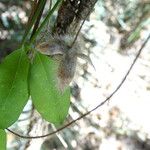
[0,48,29,129]
[0,0,70,149]
[127,19,150,44]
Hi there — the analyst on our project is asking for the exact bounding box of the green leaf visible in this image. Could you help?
[0,129,6,150]
[0,49,29,129]
[30,53,70,124]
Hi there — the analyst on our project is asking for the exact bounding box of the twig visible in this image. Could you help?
[6,34,150,139]
[21,0,38,44]
[69,10,91,48]
[30,0,47,40]
[30,0,62,43]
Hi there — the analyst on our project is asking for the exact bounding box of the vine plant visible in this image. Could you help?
[0,0,70,149]
[0,0,149,149]
[0,0,98,148]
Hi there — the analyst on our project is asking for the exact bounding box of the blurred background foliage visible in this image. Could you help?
[96,0,150,49]
[0,0,149,53]
[0,0,30,60]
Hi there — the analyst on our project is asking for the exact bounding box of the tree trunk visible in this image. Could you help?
[53,0,98,35]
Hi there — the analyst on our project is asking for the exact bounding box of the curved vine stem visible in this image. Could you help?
[7,34,150,139]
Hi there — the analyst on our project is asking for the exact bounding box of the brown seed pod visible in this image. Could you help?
[36,33,95,91]
[36,35,78,91]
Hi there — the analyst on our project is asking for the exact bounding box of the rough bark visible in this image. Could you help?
[53,0,98,35]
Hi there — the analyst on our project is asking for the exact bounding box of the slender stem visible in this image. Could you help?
[30,0,62,43]
[70,3,94,48]
[21,0,47,45]
[30,0,47,40]
[21,0,38,45]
